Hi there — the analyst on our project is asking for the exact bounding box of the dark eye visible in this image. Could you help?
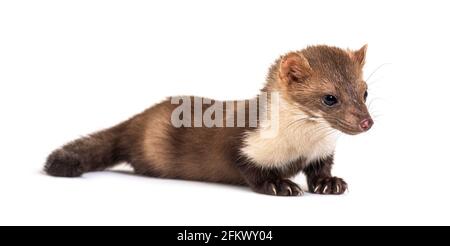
[322,95,338,107]
[364,90,368,101]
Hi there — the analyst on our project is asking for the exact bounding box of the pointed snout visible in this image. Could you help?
[359,118,374,131]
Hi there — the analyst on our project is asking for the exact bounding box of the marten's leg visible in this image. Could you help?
[237,160,304,196]
[303,155,347,195]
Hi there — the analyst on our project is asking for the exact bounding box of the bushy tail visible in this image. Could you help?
[44,123,128,177]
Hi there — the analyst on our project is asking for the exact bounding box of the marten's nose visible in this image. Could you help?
[359,118,373,131]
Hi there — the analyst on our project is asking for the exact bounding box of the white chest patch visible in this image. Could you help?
[240,98,339,169]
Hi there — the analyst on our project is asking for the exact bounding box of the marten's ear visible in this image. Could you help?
[279,52,312,84]
[348,44,368,66]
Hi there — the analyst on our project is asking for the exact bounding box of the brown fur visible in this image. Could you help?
[44,45,372,196]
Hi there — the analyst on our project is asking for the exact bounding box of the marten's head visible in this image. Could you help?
[273,45,373,135]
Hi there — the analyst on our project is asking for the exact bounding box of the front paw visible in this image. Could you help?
[310,177,347,195]
[254,179,304,196]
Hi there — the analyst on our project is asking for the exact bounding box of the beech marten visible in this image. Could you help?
[45,45,373,196]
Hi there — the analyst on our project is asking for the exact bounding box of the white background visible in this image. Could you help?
[1,0,449,225]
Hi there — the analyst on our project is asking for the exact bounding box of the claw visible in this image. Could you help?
[322,185,328,193]
[271,184,277,195]
[286,186,292,196]
[314,185,320,193]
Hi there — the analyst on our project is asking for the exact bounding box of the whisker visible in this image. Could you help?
[284,117,314,129]
[366,63,391,84]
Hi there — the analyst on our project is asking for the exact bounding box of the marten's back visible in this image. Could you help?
[123,97,249,184]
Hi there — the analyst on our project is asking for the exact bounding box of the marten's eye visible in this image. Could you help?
[322,95,338,107]
[364,90,368,101]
